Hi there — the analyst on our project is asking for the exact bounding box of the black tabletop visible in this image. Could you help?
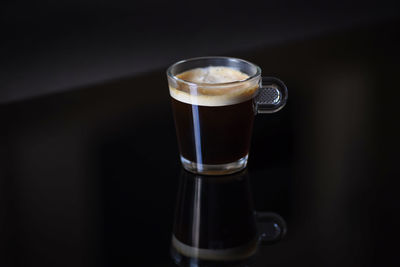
[1,20,400,267]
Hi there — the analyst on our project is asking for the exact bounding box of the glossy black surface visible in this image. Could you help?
[1,20,400,266]
[173,169,258,249]
[171,169,287,267]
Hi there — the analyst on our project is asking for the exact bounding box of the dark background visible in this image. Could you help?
[1,1,400,266]
[1,0,399,103]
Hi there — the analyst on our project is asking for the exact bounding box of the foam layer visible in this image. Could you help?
[170,66,259,106]
[178,66,249,84]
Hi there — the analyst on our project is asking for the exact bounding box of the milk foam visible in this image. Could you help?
[170,66,259,107]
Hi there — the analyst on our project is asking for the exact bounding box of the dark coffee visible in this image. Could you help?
[171,97,255,165]
[169,66,258,169]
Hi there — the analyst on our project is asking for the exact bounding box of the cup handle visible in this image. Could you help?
[255,77,288,114]
[255,211,287,245]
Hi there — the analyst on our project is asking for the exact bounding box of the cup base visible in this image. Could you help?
[180,155,248,175]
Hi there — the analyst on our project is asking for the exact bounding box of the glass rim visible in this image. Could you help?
[166,56,262,87]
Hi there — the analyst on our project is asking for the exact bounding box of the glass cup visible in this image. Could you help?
[167,57,288,175]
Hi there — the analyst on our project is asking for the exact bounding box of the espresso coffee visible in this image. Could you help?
[170,67,258,167]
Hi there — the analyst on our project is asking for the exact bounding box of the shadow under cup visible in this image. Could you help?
[167,57,261,175]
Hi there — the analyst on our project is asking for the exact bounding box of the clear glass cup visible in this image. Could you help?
[167,56,288,175]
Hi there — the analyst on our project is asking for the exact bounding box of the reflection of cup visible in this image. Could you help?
[171,169,286,266]
[167,57,288,175]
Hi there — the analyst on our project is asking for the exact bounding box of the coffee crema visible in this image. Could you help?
[178,66,249,83]
[169,66,259,107]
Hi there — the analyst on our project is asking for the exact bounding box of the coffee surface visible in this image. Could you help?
[177,66,249,84]
[170,66,259,107]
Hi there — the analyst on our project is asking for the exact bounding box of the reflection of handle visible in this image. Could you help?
[255,211,287,245]
[255,77,288,114]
